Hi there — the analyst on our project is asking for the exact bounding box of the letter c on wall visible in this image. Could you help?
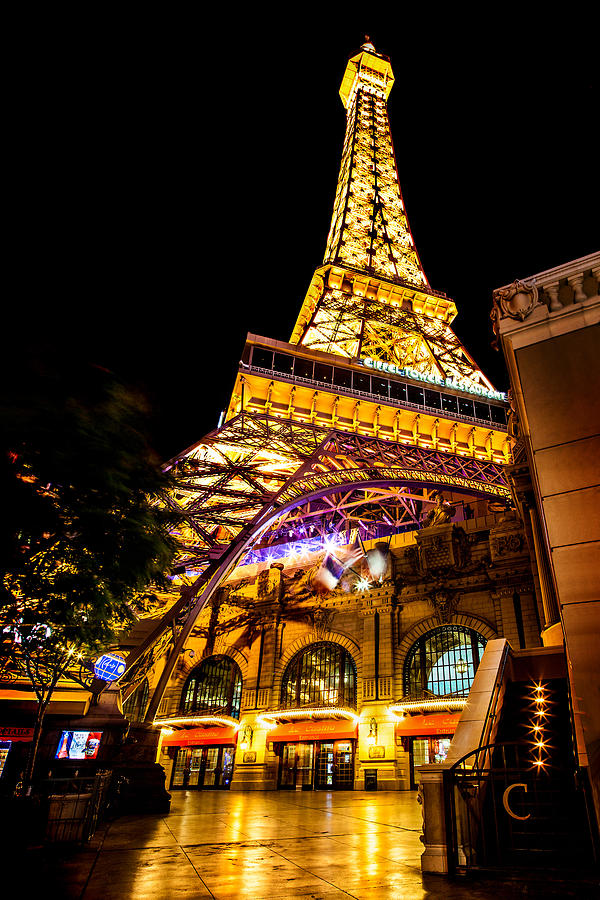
[502,782,530,821]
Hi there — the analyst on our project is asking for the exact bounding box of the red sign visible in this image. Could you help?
[0,726,34,742]
[395,713,461,737]
[162,725,238,747]
[267,719,358,743]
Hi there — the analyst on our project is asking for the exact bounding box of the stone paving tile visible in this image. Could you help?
[84,846,212,899]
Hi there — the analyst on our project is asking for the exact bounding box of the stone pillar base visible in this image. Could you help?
[230,763,276,791]
[420,843,449,874]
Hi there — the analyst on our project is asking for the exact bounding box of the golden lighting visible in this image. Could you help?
[154,715,240,728]
[257,707,360,727]
[389,698,467,716]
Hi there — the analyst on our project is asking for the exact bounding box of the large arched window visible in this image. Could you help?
[182,655,242,719]
[403,625,487,698]
[281,642,356,709]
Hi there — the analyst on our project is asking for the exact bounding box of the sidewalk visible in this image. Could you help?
[18,790,600,899]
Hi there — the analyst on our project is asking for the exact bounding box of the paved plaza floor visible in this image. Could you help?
[22,790,599,899]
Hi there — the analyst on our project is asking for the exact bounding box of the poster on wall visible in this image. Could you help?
[55,731,103,760]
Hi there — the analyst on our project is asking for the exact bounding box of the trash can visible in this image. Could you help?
[364,769,377,791]
[46,793,92,842]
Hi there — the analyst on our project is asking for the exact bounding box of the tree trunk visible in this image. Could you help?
[24,693,51,792]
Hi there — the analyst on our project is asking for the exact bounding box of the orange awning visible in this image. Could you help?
[267,719,357,743]
[162,725,238,747]
[395,713,461,737]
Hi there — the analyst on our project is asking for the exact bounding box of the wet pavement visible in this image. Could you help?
[21,790,599,898]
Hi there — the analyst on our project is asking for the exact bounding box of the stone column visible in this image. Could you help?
[568,272,587,304]
[528,505,560,629]
[546,282,562,311]
[417,764,450,873]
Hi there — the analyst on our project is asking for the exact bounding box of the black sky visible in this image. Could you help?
[9,14,598,460]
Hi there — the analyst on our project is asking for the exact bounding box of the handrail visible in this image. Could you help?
[449,739,527,774]
[477,640,511,753]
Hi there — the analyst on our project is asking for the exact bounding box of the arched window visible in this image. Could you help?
[403,625,487,698]
[123,679,149,723]
[281,642,356,709]
[182,655,242,719]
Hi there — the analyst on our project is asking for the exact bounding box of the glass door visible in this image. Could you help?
[334,741,353,788]
[296,743,314,789]
[278,742,314,789]
[279,743,297,788]
[316,742,335,788]
[221,747,234,788]
[188,748,203,786]
[203,746,220,787]
[172,747,190,787]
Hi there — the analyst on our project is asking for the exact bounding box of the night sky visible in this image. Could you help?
[10,15,598,461]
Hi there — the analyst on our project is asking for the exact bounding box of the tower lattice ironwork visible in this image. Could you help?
[115,40,513,718]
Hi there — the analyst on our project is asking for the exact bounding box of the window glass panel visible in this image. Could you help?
[474,401,491,420]
[273,352,294,375]
[182,655,242,718]
[372,377,389,396]
[403,626,487,698]
[281,642,356,709]
[294,357,314,379]
[123,680,149,723]
[407,385,424,406]
[314,363,333,384]
[424,388,441,409]
[490,405,507,425]
[333,367,352,388]
[353,372,371,393]
[441,393,458,414]
[389,381,407,402]
[252,347,273,369]
[458,398,474,417]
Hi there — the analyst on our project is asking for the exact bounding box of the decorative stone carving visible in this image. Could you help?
[491,279,542,344]
[416,523,470,573]
[307,605,336,638]
[492,279,541,322]
[427,586,460,624]
[489,512,528,564]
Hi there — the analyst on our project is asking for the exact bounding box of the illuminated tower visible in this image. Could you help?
[122,41,511,714]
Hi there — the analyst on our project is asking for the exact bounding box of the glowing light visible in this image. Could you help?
[258,707,360,726]
[389,698,467,715]
[154,715,240,728]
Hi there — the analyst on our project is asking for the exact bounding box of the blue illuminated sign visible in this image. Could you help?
[94,653,126,682]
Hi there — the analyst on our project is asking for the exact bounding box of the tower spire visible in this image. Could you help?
[326,42,426,286]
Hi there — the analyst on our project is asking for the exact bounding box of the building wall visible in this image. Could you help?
[494,252,600,820]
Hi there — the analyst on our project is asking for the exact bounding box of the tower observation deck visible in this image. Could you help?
[120,42,512,716]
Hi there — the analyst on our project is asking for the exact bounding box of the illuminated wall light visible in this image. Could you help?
[366,717,378,745]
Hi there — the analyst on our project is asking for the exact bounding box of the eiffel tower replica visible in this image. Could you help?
[121,40,511,718]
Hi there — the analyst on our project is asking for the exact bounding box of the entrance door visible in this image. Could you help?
[171,746,235,789]
[279,742,314,789]
[315,742,335,788]
[315,741,354,789]
[334,741,354,788]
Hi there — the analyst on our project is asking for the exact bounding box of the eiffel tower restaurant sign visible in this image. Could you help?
[359,357,507,401]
